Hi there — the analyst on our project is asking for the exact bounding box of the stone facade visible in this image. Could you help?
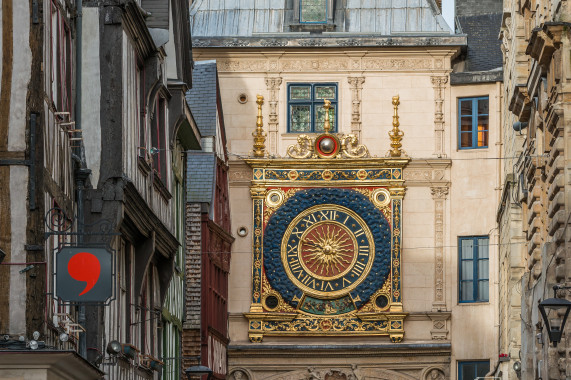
[191,0,503,376]
[500,0,571,378]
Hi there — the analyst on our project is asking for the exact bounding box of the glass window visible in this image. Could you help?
[458,97,489,149]
[459,236,489,303]
[458,361,490,380]
[300,0,327,23]
[287,83,337,133]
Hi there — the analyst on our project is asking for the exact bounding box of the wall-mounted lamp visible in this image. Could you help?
[185,357,213,380]
[538,285,571,347]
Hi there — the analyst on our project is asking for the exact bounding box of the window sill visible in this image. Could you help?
[458,301,490,305]
[289,23,336,33]
[153,171,172,201]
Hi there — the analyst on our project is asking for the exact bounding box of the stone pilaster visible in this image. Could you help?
[430,76,448,158]
[430,186,449,312]
[347,76,365,139]
[265,77,282,155]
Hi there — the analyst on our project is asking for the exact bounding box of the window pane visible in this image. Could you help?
[300,0,327,23]
[290,105,311,132]
[315,86,336,100]
[461,363,475,380]
[462,260,473,280]
[478,238,489,258]
[461,117,472,131]
[461,239,474,259]
[477,116,488,147]
[478,259,488,280]
[460,132,473,148]
[478,98,489,114]
[460,100,472,116]
[290,86,311,100]
[476,362,490,377]
[461,282,474,301]
[478,280,489,301]
[315,105,336,132]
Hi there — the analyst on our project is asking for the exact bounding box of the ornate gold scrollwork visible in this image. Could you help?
[287,135,314,159]
[340,134,369,158]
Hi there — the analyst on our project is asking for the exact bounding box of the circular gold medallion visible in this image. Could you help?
[281,204,375,299]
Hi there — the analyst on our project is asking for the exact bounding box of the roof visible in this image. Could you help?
[186,152,216,204]
[457,13,503,72]
[189,0,454,41]
[185,60,218,136]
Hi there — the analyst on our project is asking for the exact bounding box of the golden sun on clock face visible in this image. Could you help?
[281,204,375,299]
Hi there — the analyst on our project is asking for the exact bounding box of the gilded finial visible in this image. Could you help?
[388,95,404,157]
[323,99,331,134]
[252,95,266,157]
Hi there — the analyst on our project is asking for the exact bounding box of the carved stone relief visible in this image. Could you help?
[265,77,283,154]
[347,77,366,139]
[265,366,421,380]
[430,76,448,158]
[214,57,437,73]
[229,369,251,380]
[430,186,449,314]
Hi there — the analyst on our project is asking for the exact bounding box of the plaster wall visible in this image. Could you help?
[81,7,102,186]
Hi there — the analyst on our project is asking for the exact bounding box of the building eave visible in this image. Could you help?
[192,35,467,49]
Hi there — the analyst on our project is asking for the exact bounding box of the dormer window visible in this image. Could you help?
[290,0,335,32]
[300,0,327,24]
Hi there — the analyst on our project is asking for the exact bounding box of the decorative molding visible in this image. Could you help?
[427,312,450,341]
[280,58,350,72]
[213,57,438,73]
[430,186,449,311]
[347,77,365,139]
[265,77,283,155]
[430,76,448,158]
[362,58,433,70]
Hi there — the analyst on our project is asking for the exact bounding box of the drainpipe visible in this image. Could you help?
[75,0,85,359]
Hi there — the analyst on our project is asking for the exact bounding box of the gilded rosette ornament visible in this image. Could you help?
[252,95,266,158]
[388,95,404,157]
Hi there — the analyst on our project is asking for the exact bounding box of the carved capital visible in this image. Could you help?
[347,76,365,88]
[430,76,448,87]
[430,186,449,200]
[250,187,267,199]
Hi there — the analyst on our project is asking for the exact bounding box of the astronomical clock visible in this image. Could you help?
[246,97,409,343]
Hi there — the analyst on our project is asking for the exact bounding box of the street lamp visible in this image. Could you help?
[538,286,571,347]
[185,360,213,380]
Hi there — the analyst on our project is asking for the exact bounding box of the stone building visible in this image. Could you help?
[499,0,571,378]
[183,60,234,380]
[0,0,199,379]
[190,1,504,379]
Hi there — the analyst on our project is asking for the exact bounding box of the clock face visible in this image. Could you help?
[264,188,392,313]
[282,205,374,299]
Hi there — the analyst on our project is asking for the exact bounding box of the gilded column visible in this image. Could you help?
[431,76,448,158]
[348,77,365,139]
[249,186,266,314]
[430,186,449,311]
[265,77,282,155]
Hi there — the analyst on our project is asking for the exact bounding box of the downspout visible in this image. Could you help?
[75,0,86,359]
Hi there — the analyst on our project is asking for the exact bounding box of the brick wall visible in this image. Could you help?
[184,203,202,329]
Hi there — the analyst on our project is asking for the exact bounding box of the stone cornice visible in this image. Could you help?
[192,35,467,49]
[228,343,451,357]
